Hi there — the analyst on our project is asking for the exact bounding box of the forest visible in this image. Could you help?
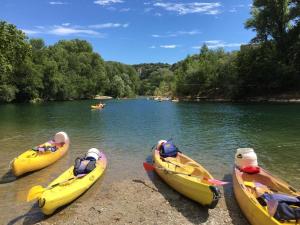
[0,0,299,103]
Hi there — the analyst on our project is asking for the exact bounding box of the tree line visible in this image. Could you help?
[0,21,139,102]
[0,0,299,103]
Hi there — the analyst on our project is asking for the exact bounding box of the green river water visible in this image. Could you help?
[0,99,299,224]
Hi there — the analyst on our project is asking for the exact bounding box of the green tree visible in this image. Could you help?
[246,0,296,55]
[0,21,31,102]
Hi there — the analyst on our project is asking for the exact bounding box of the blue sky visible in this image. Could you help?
[0,0,254,64]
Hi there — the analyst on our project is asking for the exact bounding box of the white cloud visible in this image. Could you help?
[193,40,244,49]
[205,40,221,44]
[21,23,127,37]
[49,26,100,36]
[149,45,156,49]
[49,1,67,5]
[22,29,41,35]
[153,34,171,38]
[94,0,124,6]
[89,23,129,29]
[160,45,178,49]
[154,2,221,15]
[178,30,201,35]
[152,30,201,38]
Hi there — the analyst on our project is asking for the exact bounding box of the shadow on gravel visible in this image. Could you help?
[0,170,17,184]
[144,155,209,224]
[222,174,250,225]
[6,203,46,225]
[6,169,106,225]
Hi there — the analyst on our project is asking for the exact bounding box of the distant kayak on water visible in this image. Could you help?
[91,103,106,109]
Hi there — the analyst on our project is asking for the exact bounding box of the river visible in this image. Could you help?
[0,99,299,224]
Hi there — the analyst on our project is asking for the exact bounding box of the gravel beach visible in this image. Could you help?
[15,173,250,225]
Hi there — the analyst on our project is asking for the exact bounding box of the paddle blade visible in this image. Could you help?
[143,162,155,171]
[27,185,45,202]
[205,178,229,186]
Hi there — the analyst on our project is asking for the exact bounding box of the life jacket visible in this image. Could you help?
[32,141,58,152]
[160,142,179,158]
[258,193,300,222]
[73,157,96,176]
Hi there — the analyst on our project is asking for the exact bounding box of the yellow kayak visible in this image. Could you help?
[152,149,221,208]
[11,132,69,176]
[91,104,105,109]
[233,166,300,225]
[36,151,107,215]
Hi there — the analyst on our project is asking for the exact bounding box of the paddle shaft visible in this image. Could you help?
[160,157,183,168]
[148,162,204,180]
[48,176,77,189]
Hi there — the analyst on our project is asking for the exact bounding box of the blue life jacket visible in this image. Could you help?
[160,142,179,158]
[259,193,300,222]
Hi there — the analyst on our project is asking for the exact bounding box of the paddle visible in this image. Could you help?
[27,174,84,202]
[160,157,183,168]
[143,162,228,186]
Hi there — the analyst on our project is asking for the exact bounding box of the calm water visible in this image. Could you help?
[0,99,299,223]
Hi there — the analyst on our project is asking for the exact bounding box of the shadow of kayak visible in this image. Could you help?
[222,173,250,225]
[0,170,17,184]
[143,155,209,224]
[6,202,46,225]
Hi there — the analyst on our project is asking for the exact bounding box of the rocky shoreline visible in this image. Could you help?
[150,94,300,103]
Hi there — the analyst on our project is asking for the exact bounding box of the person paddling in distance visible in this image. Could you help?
[97,102,105,108]
[73,148,101,176]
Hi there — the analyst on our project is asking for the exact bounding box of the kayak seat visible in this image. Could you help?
[184,161,199,167]
[242,173,287,194]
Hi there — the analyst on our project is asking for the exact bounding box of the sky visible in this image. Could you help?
[0,0,254,64]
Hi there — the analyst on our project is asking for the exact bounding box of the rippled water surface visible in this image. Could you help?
[0,99,299,223]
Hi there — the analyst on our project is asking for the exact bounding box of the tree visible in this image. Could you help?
[245,0,297,55]
[0,21,31,102]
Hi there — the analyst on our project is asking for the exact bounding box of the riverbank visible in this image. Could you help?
[94,95,113,100]
[150,91,300,103]
[28,177,249,225]
[180,97,300,103]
